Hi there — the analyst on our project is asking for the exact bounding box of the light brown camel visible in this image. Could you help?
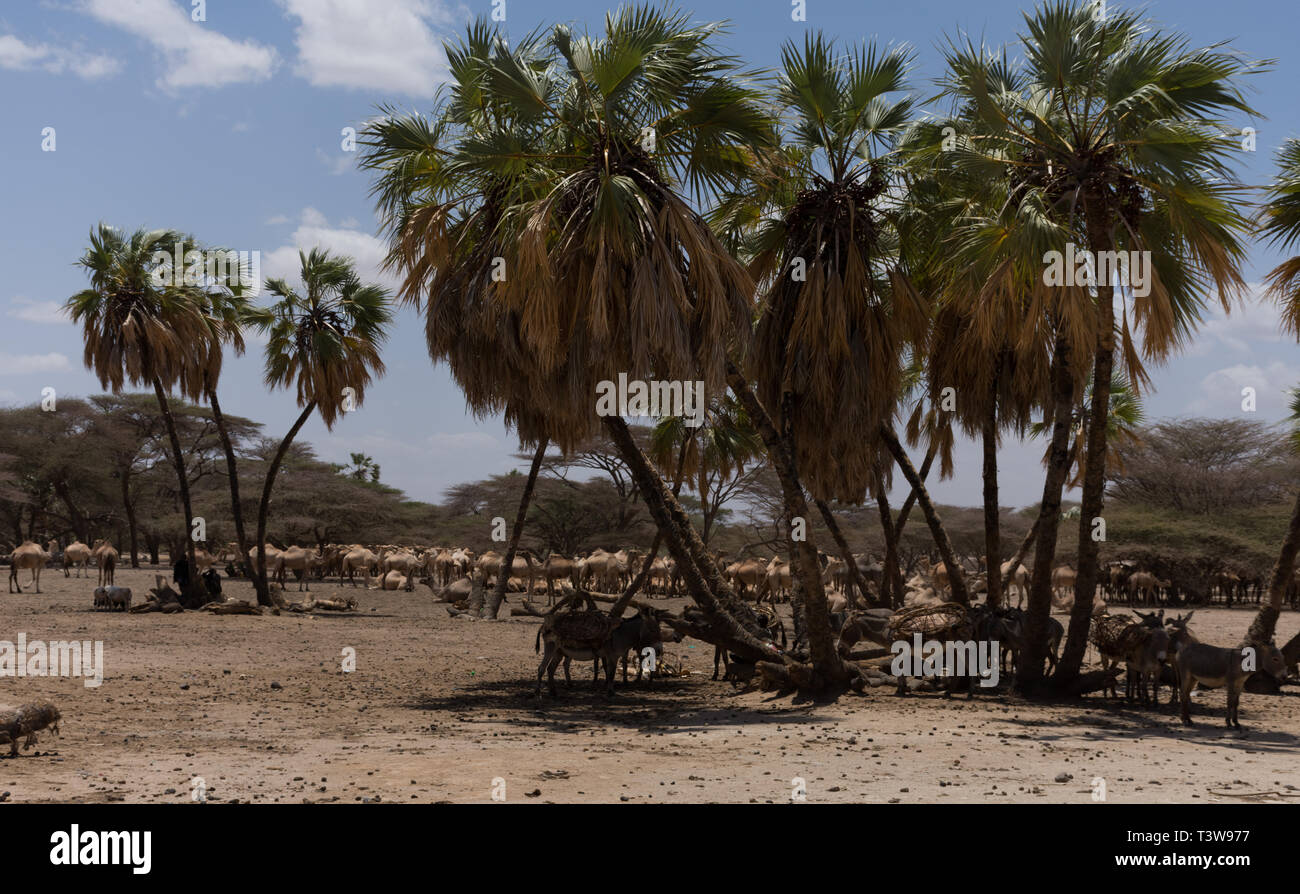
[63,540,92,578]
[273,545,321,591]
[248,544,282,576]
[92,539,118,587]
[8,541,50,593]
[342,546,378,587]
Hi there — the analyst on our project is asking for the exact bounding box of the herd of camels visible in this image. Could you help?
[6,539,119,593]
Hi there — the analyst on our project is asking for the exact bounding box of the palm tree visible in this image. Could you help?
[937,2,1259,689]
[360,11,786,671]
[66,225,232,601]
[195,261,258,590]
[716,33,928,675]
[345,453,381,483]
[251,248,391,606]
[1252,139,1300,647]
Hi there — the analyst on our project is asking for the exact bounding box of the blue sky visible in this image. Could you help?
[2,0,1298,510]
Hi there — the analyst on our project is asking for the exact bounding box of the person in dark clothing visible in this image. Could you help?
[173,556,190,590]
[201,567,222,599]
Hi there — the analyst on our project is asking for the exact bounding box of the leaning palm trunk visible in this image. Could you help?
[876,489,904,606]
[893,443,937,539]
[484,437,548,619]
[1249,487,1300,645]
[601,416,781,663]
[1058,263,1116,684]
[254,403,315,609]
[1019,335,1075,692]
[981,377,1003,608]
[815,500,878,608]
[207,388,250,583]
[879,426,969,604]
[726,367,849,687]
[151,376,202,602]
[610,441,689,619]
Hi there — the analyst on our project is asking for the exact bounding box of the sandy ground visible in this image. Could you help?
[0,564,1297,804]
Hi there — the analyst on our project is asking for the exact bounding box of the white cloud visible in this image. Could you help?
[315,146,355,176]
[1182,284,1290,358]
[82,0,278,90]
[426,432,498,453]
[280,0,461,96]
[1190,361,1300,418]
[261,207,396,290]
[0,352,71,374]
[0,32,122,79]
[8,298,69,325]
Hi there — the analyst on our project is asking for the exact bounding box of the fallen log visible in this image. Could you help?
[202,600,262,615]
[286,596,357,613]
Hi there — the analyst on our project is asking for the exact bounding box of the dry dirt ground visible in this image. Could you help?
[1,564,1297,804]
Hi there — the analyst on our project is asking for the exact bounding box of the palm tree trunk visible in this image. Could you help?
[207,388,250,586]
[151,376,202,603]
[484,437,548,619]
[601,415,784,665]
[725,366,848,688]
[1248,487,1300,645]
[815,500,879,608]
[254,402,315,609]
[1019,334,1075,693]
[876,488,903,606]
[610,440,689,619]
[981,398,1003,608]
[879,426,968,604]
[893,442,937,540]
[1058,221,1117,685]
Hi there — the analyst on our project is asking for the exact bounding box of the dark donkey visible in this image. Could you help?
[535,610,661,697]
[1174,637,1287,728]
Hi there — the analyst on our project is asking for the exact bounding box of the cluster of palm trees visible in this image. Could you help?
[66,231,391,607]
[356,1,1300,696]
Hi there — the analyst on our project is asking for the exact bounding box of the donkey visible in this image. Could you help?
[535,611,661,697]
[1175,639,1287,727]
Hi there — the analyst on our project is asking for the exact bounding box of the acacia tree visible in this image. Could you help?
[251,248,391,607]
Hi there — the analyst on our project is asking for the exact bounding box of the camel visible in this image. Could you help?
[247,544,282,576]
[648,556,673,595]
[822,556,847,593]
[764,557,792,604]
[725,557,766,600]
[383,549,421,581]
[476,550,538,594]
[63,540,92,578]
[1000,560,1030,607]
[273,545,323,591]
[341,546,378,587]
[369,570,411,591]
[7,541,50,593]
[92,539,118,587]
[428,548,457,587]
[194,548,217,574]
[541,554,577,604]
